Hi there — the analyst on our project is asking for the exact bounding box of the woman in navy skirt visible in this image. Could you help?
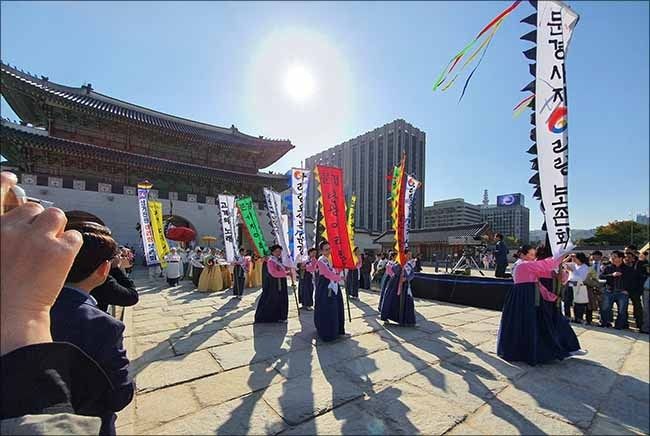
[314,240,346,342]
[497,245,582,365]
[378,251,396,312]
[254,245,289,323]
[346,247,362,300]
[380,249,417,326]
[537,247,581,353]
[298,248,318,310]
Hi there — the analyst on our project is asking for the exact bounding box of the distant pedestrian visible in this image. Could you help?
[494,233,508,278]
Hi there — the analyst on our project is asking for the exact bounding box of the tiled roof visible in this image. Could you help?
[0,62,293,155]
[373,223,491,244]
[1,120,287,183]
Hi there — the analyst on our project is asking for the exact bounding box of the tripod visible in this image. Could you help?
[451,250,485,276]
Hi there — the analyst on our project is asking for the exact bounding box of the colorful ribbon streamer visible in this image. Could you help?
[433,0,522,99]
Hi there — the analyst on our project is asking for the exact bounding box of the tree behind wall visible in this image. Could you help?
[583,220,649,246]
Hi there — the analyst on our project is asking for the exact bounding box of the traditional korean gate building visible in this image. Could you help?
[1,62,293,249]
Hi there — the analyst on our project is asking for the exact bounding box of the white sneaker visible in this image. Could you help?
[570,349,588,356]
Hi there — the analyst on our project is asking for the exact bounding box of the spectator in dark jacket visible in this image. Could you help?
[624,250,645,331]
[90,258,139,313]
[51,221,134,435]
[599,250,635,329]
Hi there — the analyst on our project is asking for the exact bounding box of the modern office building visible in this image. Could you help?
[423,198,481,228]
[480,193,530,243]
[636,214,649,225]
[305,119,426,232]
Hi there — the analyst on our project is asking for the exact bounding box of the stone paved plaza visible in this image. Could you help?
[117,271,649,435]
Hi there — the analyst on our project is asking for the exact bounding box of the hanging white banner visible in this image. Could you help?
[535,0,579,256]
[290,168,310,263]
[218,194,238,262]
[281,214,293,268]
[403,175,421,251]
[137,184,159,266]
[264,188,293,267]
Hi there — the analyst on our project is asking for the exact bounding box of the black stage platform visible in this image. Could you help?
[411,273,513,311]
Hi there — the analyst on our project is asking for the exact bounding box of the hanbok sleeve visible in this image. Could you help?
[521,257,564,278]
[306,260,318,273]
[267,259,288,278]
[318,259,341,281]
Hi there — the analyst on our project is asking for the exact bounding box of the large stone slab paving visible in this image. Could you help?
[134,383,201,433]
[208,334,312,370]
[279,398,388,436]
[335,347,429,389]
[447,399,584,435]
[135,349,224,393]
[191,361,285,408]
[262,369,365,425]
[445,347,530,382]
[170,329,238,355]
[358,381,467,435]
[401,361,508,413]
[496,371,602,429]
[122,271,650,436]
[589,385,650,435]
[143,392,288,435]
[570,330,634,371]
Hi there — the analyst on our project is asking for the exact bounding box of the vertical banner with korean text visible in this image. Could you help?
[137,183,159,266]
[314,165,355,269]
[236,197,269,257]
[218,194,238,262]
[403,175,421,251]
[264,188,293,267]
[535,1,579,256]
[148,200,170,268]
[346,194,357,263]
[290,168,311,263]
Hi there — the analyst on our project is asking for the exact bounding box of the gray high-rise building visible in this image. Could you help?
[480,193,530,243]
[305,119,426,232]
[423,198,482,228]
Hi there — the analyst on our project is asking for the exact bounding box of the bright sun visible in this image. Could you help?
[284,63,316,103]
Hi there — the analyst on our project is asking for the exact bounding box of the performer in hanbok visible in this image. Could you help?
[253,255,264,288]
[232,248,249,299]
[298,248,318,310]
[254,245,289,323]
[380,249,417,326]
[345,247,362,300]
[314,241,346,341]
[497,245,582,365]
[216,249,232,290]
[198,253,223,292]
[189,247,204,288]
[378,251,396,312]
[245,250,255,288]
[164,247,183,286]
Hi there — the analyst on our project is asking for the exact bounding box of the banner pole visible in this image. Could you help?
[344,272,352,323]
[289,269,300,314]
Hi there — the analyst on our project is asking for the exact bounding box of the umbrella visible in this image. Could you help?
[166,225,196,242]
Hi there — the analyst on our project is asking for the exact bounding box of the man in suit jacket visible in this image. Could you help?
[50,221,134,435]
[91,261,139,313]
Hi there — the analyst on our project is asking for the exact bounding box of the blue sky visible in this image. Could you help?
[1,1,648,229]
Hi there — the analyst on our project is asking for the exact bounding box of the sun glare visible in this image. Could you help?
[285,63,316,103]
